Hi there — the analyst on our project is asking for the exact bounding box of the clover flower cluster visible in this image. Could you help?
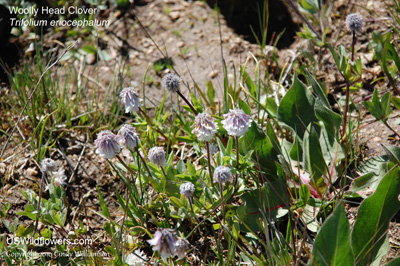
[40,158,67,190]
[214,166,232,185]
[221,108,252,137]
[120,87,142,113]
[147,228,190,259]
[125,249,147,266]
[192,112,219,142]
[162,73,181,92]
[346,13,363,33]
[180,182,195,199]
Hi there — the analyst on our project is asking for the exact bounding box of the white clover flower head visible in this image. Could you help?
[180,182,195,199]
[174,237,190,259]
[53,169,67,187]
[214,166,232,185]
[45,168,67,191]
[120,87,142,113]
[148,146,166,167]
[221,108,252,137]
[346,13,363,33]
[192,112,219,142]
[202,143,219,155]
[162,73,181,92]
[94,130,121,159]
[125,249,147,266]
[118,124,140,150]
[41,158,57,173]
[147,228,177,258]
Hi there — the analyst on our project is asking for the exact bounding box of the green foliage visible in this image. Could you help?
[363,89,392,121]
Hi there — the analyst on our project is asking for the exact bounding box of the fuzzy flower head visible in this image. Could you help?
[46,169,67,191]
[148,146,166,167]
[41,158,57,173]
[162,73,181,92]
[346,13,363,33]
[174,237,190,259]
[120,87,142,113]
[94,130,121,159]
[221,108,252,137]
[192,112,219,142]
[180,182,195,199]
[118,124,140,150]
[147,228,177,258]
[214,166,232,185]
[125,249,147,266]
[202,143,219,156]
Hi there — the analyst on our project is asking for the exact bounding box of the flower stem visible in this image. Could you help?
[234,136,239,190]
[116,155,139,205]
[177,89,198,115]
[32,172,46,237]
[206,142,214,185]
[383,120,400,139]
[342,82,351,138]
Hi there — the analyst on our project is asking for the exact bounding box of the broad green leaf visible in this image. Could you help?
[239,121,277,173]
[237,182,286,232]
[392,96,400,111]
[306,70,329,107]
[278,76,317,139]
[177,160,185,174]
[315,100,341,144]
[382,145,400,165]
[311,203,354,266]
[239,99,251,116]
[299,184,310,205]
[303,125,326,195]
[351,166,400,265]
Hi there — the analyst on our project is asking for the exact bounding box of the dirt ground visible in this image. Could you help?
[1,0,400,263]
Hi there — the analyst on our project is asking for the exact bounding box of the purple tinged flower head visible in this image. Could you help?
[148,146,166,167]
[94,130,121,159]
[192,112,219,142]
[118,124,140,150]
[41,158,57,173]
[221,108,252,137]
[214,166,232,185]
[174,237,190,259]
[147,228,177,258]
[120,87,142,113]
[162,73,181,92]
[180,182,195,199]
[202,143,219,156]
[346,13,363,33]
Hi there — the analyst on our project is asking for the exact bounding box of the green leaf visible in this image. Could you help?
[311,203,354,266]
[96,186,111,219]
[239,99,251,116]
[177,160,185,174]
[299,184,310,205]
[351,166,400,265]
[303,125,326,195]
[278,76,317,139]
[239,121,277,173]
[391,96,400,111]
[384,256,400,266]
[306,70,329,107]
[382,145,400,164]
[237,182,286,232]
[207,80,215,105]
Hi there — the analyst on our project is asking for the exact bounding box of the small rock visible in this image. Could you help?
[177,41,185,48]
[209,70,219,79]
[26,167,39,177]
[169,11,181,21]
[372,136,382,143]
[85,54,96,65]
